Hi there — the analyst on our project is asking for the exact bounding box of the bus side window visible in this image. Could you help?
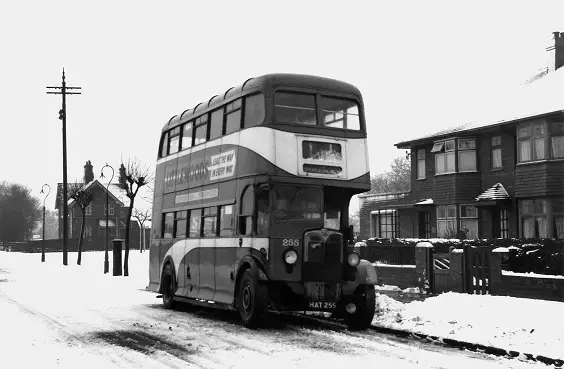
[225,99,242,135]
[160,132,169,158]
[202,207,218,237]
[219,205,234,237]
[244,93,265,128]
[189,209,202,238]
[239,186,253,235]
[162,212,174,239]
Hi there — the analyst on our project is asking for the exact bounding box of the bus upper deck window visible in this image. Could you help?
[244,94,265,128]
[320,97,360,130]
[274,92,317,126]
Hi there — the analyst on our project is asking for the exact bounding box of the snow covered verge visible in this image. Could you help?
[1,251,562,364]
[372,291,564,361]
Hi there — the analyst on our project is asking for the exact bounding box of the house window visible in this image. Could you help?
[553,197,564,239]
[162,212,174,239]
[85,224,93,238]
[551,122,564,159]
[491,136,502,169]
[174,210,187,238]
[371,209,397,238]
[433,140,456,174]
[85,204,92,216]
[520,199,547,238]
[189,209,202,238]
[418,212,431,239]
[417,149,425,179]
[437,205,456,238]
[518,122,547,162]
[500,209,509,239]
[457,138,477,172]
[202,207,217,237]
[104,203,114,216]
[459,205,478,239]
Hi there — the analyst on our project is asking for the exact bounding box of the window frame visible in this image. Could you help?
[202,206,218,237]
[174,210,188,239]
[433,138,476,174]
[181,122,193,150]
[436,205,457,238]
[517,121,549,163]
[243,93,266,129]
[491,135,502,170]
[416,148,426,179]
[459,204,478,239]
[224,99,242,135]
[500,209,509,239]
[193,114,209,146]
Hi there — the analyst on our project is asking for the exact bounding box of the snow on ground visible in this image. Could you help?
[0,250,559,369]
[373,291,564,361]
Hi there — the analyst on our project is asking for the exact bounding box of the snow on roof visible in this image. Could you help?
[415,199,433,205]
[396,66,564,147]
[67,180,127,207]
[475,183,510,202]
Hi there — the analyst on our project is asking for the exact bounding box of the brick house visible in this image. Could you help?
[359,32,564,241]
[54,161,148,250]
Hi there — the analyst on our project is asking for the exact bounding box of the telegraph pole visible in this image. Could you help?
[46,68,81,266]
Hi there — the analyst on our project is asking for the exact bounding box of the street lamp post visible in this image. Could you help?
[39,184,51,262]
[100,163,114,274]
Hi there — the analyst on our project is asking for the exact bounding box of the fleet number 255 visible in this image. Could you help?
[282,238,300,247]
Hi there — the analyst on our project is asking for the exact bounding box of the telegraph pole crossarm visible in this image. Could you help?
[46,68,81,266]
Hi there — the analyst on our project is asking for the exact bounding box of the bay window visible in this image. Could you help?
[518,122,547,162]
[551,122,564,158]
[459,205,478,239]
[432,138,476,174]
[371,209,398,238]
[520,199,548,238]
[437,205,456,238]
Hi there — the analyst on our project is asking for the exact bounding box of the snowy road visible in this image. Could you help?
[0,252,551,369]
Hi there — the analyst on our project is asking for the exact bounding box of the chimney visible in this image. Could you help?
[547,31,564,72]
[84,160,94,184]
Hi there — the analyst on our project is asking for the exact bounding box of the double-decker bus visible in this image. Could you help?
[148,73,377,330]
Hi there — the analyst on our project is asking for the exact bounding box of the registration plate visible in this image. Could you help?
[307,301,337,310]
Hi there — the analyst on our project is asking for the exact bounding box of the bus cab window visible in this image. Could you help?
[324,206,341,231]
[274,92,317,126]
[320,97,361,130]
[256,186,269,236]
[274,187,321,220]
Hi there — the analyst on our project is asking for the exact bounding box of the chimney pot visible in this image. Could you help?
[84,160,94,184]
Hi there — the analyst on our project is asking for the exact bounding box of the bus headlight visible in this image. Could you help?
[347,252,360,267]
[284,249,298,265]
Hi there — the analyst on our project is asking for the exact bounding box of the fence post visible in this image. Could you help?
[415,241,433,293]
[448,247,464,293]
[490,247,508,295]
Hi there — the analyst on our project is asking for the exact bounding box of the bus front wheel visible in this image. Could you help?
[162,263,176,309]
[345,284,376,331]
[237,269,266,328]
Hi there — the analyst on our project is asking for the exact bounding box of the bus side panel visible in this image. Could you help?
[148,238,161,292]
[214,238,236,304]
[185,239,200,299]
[198,238,215,301]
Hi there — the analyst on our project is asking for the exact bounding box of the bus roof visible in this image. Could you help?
[161,73,362,132]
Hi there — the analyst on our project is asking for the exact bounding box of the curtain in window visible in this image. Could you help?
[435,153,445,174]
[555,217,564,239]
[446,152,455,172]
[533,138,546,160]
[522,218,535,238]
[552,136,564,158]
[458,150,476,171]
[492,148,502,168]
[519,140,532,161]
[537,217,548,238]
[417,160,425,178]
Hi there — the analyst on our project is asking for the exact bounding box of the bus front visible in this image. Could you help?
[262,82,376,329]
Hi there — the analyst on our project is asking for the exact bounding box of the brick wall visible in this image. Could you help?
[375,264,418,289]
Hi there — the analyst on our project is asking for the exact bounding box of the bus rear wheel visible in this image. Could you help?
[237,269,266,328]
[345,284,376,331]
[162,263,176,309]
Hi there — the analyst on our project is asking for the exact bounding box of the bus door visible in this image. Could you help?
[214,204,236,304]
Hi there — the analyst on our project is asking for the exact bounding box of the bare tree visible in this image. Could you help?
[369,156,411,194]
[132,208,151,253]
[68,182,94,265]
[118,158,153,276]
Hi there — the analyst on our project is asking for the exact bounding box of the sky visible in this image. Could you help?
[1,0,564,212]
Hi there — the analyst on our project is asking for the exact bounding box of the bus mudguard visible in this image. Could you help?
[157,255,176,294]
[235,255,269,283]
[342,259,378,295]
